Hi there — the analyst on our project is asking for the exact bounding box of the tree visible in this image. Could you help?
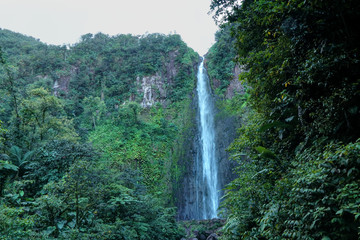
[82,96,106,129]
[0,46,22,146]
[16,87,78,148]
[8,145,34,178]
[26,141,97,195]
[210,0,360,238]
[206,25,237,97]
[0,28,200,239]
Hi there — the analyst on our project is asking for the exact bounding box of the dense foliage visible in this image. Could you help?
[2,0,359,238]
[206,25,237,97]
[210,0,360,239]
[0,29,199,239]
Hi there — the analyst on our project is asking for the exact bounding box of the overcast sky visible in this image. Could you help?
[0,0,219,55]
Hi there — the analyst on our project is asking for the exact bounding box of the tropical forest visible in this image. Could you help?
[0,0,359,239]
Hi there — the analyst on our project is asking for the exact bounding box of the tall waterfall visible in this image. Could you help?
[195,57,219,219]
[176,57,237,220]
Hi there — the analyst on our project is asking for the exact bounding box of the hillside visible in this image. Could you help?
[4,1,359,237]
[0,29,201,239]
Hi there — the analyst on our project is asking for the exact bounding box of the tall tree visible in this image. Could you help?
[16,87,78,149]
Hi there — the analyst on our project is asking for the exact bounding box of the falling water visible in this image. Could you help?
[196,57,219,219]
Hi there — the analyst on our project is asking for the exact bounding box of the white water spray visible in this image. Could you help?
[196,57,219,219]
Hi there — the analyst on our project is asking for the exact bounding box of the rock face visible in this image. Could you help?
[225,64,245,99]
[165,49,179,82]
[53,67,77,97]
[175,94,201,220]
[136,50,180,107]
[136,73,166,107]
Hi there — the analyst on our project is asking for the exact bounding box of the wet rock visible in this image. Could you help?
[178,219,226,240]
[206,233,218,240]
[137,73,166,107]
[197,234,206,240]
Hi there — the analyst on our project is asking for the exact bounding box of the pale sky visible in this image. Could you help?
[0,0,219,55]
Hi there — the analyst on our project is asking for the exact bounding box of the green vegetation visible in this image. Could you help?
[0,29,198,239]
[209,0,360,239]
[2,0,359,238]
[206,25,237,97]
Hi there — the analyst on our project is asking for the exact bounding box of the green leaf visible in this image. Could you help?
[336,209,343,216]
[0,160,19,172]
[255,146,276,159]
[10,145,22,164]
[259,121,291,132]
[57,220,66,230]
[22,150,34,163]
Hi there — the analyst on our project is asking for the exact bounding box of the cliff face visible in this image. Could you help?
[224,64,245,99]
[212,64,243,210]
[53,67,77,97]
[213,108,239,199]
[175,93,200,220]
[50,58,185,106]
[175,58,241,220]
[0,30,199,113]
[136,73,164,107]
[174,24,246,218]
[136,50,179,107]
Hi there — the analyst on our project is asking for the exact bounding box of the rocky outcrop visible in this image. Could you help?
[136,73,166,107]
[225,64,245,99]
[53,67,77,97]
[179,219,225,240]
[136,50,180,108]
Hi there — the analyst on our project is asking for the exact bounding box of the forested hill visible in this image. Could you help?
[0,28,199,239]
[0,28,198,106]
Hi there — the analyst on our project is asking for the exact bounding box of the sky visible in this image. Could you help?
[0,0,219,55]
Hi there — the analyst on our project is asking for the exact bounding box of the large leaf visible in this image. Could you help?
[0,160,19,172]
[259,121,292,132]
[254,146,276,159]
[10,145,22,165]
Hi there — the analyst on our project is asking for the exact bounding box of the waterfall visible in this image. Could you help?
[176,57,237,220]
[195,57,219,219]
